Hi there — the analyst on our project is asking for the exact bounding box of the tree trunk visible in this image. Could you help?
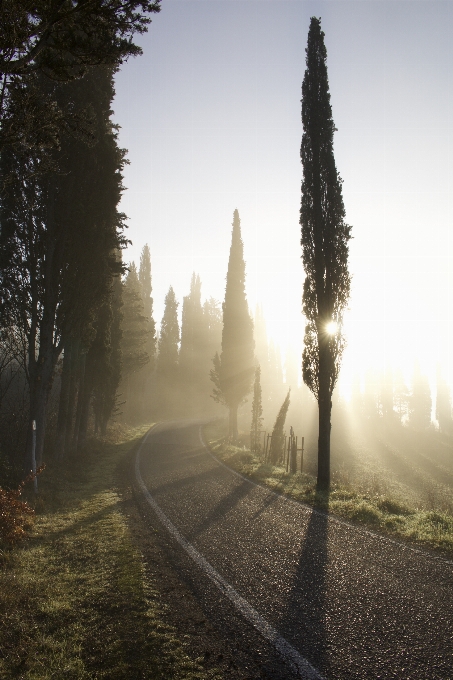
[27,389,47,470]
[77,356,94,450]
[26,322,58,469]
[72,352,86,452]
[317,381,332,491]
[229,404,238,440]
[55,339,72,459]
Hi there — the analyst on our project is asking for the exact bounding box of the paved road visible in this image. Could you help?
[136,420,453,680]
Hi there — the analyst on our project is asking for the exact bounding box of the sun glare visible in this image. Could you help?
[326,321,338,335]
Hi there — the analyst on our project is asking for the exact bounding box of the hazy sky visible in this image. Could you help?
[113,0,453,394]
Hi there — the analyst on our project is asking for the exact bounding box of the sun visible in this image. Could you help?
[326,321,338,335]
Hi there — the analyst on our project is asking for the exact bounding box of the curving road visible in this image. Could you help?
[136,420,453,680]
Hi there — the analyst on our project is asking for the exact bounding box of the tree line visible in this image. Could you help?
[1,12,451,494]
[0,1,161,482]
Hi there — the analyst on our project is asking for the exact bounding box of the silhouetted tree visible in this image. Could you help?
[120,263,149,421]
[180,274,203,383]
[0,0,160,151]
[157,286,180,380]
[250,365,263,453]
[211,210,254,439]
[269,389,290,464]
[300,17,352,490]
[1,67,127,466]
[92,272,123,435]
[139,244,156,372]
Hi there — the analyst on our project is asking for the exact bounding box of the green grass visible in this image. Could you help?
[204,421,453,558]
[0,424,219,679]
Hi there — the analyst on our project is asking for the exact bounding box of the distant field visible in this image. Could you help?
[204,418,453,558]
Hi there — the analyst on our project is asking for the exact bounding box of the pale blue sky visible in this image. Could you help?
[113,0,453,392]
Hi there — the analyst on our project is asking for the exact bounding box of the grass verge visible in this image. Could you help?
[0,424,219,679]
[204,421,453,559]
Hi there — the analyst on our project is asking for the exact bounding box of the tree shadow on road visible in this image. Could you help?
[188,478,252,541]
[278,501,330,677]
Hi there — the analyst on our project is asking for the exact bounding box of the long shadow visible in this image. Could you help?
[278,502,330,676]
[28,500,123,549]
[188,478,252,541]
[142,456,230,496]
[250,488,280,520]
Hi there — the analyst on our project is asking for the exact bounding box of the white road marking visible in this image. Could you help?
[135,427,325,680]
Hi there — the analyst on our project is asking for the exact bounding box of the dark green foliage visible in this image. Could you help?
[250,365,263,453]
[269,389,290,464]
[300,17,351,489]
[0,67,127,465]
[91,271,123,435]
[0,0,161,150]
[139,244,156,372]
[211,210,254,439]
[157,286,180,378]
[121,263,150,377]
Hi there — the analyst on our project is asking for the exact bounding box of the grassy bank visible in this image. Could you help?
[0,424,218,679]
[204,421,453,558]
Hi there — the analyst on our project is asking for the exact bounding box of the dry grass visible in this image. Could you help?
[204,420,453,558]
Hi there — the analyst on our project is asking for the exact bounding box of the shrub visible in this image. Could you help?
[0,467,44,546]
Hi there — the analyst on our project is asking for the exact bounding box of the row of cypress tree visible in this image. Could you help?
[0,67,128,471]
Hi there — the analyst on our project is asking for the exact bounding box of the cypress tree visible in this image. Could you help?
[269,389,291,464]
[250,365,263,453]
[120,262,150,422]
[157,286,180,380]
[300,17,352,490]
[121,263,150,377]
[179,274,203,377]
[92,271,123,435]
[211,210,255,440]
[0,67,127,466]
[139,244,156,372]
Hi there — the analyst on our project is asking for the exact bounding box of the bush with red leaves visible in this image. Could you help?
[0,466,45,545]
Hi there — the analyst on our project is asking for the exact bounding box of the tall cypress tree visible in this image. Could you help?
[211,210,254,439]
[250,365,263,453]
[139,244,156,371]
[269,389,291,464]
[179,273,205,411]
[121,263,150,377]
[157,286,180,380]
[300,18,352,490]
[179,273,203,377]
[0,67,127,466]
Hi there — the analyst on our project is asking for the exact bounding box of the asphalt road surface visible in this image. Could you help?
[135,420,453,680]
